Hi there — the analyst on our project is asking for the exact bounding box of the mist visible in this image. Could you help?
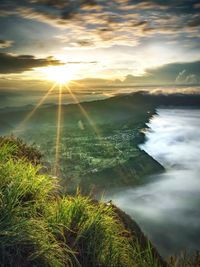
[1,86,200,110]
[107,108,200,257]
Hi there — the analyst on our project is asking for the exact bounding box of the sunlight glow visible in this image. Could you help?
[14,83,57,132]
[64,84,101,137]
[38,65,77,84]
[15,80,122,178]
[54,84,62,175]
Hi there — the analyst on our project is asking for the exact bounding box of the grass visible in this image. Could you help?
[169,252,200,267]
[0,136,198,267]
[0,140,68,267]
[47,196,136,267]
[0,135,42,165]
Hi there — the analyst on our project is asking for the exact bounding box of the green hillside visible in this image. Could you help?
[0,136,165,267]
[1,136,200,266]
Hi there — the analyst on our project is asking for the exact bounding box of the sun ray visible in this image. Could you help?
[64,84,101,137]
[63,84,127,174]
[54,83,63,176]
[68,80,88,89]
[14,83,57,133]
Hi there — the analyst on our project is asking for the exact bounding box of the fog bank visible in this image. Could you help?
[108,108,200,257]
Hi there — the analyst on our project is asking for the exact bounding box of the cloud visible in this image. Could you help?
[175,70,198,84]
[123,61,200,85]
[187,18,200,28]
[175,70,187,83]
[194,3,200,9]
[0,0,200,48]
[0,40,14,49]
[185,73,198,84]
[0,53,62,74]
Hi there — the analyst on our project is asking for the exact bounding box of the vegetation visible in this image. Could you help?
[0,94,199,266]
[0,136,200,266]
[0,136,164,267]
[0,92,164,194]
[0,135,42,165]
[169,252,200,267]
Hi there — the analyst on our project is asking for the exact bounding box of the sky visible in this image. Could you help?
[0,0,200,93]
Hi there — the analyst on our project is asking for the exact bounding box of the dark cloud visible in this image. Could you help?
[0,40,14,49]
[188,18,200,27]
[147,61,200,82]
[124,61,200,85]
[194,3,200,9]
[76,39,94,46]
[132,20,148,27]
[0,52,62,73]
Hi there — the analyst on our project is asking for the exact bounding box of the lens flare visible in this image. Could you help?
[15,83,57,132]
[37,65,77,84]
[54,84,63,175]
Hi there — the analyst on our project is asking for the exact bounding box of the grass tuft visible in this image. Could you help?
[47,195,138,267]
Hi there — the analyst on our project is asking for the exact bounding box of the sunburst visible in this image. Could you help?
[37,65,76,85]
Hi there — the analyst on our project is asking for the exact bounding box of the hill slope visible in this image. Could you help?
[0,136,168,267]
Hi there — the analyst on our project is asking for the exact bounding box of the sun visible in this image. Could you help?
[38,65,76,84]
